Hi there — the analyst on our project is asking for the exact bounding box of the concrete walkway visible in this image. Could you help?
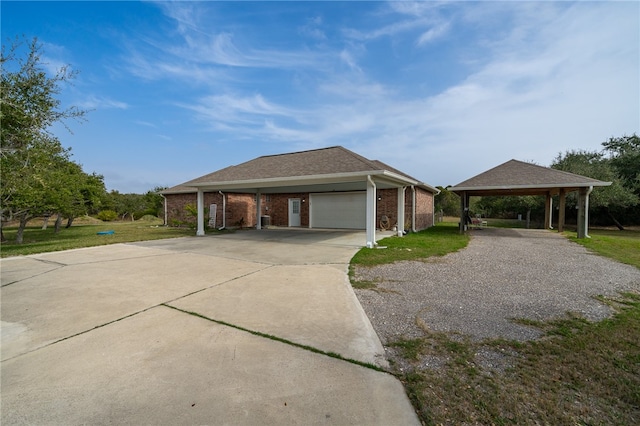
[1,229,419,425]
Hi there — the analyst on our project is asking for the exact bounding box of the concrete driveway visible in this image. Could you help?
[1,228,418,425]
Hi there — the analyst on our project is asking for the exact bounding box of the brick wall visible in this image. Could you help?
[375,187,435,231]
[165,187,434,231]
[262,193,309,227]
[414,187,435,230]
[165,192,257,228]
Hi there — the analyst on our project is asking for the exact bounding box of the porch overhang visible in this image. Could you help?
[187,171,437,246]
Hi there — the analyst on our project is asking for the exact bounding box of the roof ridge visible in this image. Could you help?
[335,146,383,170]
[257,145,342,159]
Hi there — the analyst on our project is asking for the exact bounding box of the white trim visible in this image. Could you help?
[451,182,611,192]
[187,170,420,190]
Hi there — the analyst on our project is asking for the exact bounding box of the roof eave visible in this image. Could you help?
[450,181,612,193]
[185,170,399,190]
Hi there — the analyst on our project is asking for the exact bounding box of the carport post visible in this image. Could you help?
[196,188,205,236]
[577,186,592,238]
[366,175,376,248]
[397,186,405,237]
[544,192,553,230]
[459,191,468,233]
[558,189,566,233]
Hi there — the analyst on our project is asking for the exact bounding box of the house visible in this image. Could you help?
[162,146,439,247]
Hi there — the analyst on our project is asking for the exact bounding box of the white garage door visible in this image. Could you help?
[310,192,366,229]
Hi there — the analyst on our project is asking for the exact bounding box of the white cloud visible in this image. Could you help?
[416,22,450,46]
[78,95,129,110]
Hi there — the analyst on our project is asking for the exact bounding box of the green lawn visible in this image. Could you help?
[351,221,469,267]
[1,219,195,258]
[568,228,640,268]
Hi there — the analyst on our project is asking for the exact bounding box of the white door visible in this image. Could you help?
[310,192,366,229]
[288,198,301,227]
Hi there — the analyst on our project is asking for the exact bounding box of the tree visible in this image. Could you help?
[602,134,640,197]
[144,186,167,217]
[434,186,460,217]
[1,37,89,242]
[552,149,638,229]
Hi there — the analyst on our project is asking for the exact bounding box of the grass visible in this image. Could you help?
[1,218,196,258]
[394,293,640,425]
[568,228,640,267]
[350,221,469,267]
[350,221,640,425]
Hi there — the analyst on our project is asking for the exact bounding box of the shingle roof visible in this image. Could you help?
[450,159,610,194]
[164,146,437,193]
[187,146,380,183]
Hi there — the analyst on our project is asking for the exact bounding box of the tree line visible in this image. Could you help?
[436,135,640,229]
[1,38,164,244]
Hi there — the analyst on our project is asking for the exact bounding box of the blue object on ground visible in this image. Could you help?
[97,230,115,235]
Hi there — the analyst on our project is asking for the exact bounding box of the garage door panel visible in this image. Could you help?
[310,192,366,229]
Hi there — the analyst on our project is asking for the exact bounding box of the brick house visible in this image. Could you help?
[163,146,439,247]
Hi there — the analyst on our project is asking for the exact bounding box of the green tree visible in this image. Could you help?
[144,186,167,217]
[602,134,640,196]
[552,150,638,229]
[1,37,90,242]
[107,191,146,221]
[434,186,460,217]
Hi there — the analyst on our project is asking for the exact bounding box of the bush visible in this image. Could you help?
[97,210,118,221]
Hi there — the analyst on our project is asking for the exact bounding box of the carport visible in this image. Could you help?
[191,170,420,248]
[449,160,611,238]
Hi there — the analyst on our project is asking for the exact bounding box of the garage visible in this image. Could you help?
[310,192,366,229]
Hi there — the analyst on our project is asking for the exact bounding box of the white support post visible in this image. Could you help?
[397,187,405,237]
[584,186,592,238]
[256,190,262,230]
[577,187,592,239]
[366,176,377,248]
[196,188,205,236]
[544,193,553,230]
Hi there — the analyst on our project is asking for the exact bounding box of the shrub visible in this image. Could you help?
[97,210,118,222]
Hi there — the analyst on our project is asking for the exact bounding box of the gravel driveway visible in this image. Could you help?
[354,228,640,343]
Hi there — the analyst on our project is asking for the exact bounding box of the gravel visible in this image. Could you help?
[354,228,640,344]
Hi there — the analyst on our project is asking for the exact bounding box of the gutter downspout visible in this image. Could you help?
[584,185,593,238]
[218,191,226,230]
[411,185,416,233]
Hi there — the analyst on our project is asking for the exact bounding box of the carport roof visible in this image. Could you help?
[449,159,610,196]
[164,146,438,194]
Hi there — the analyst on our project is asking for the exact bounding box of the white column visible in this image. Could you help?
[196,188,205,236]
[256,190,262,230]
[584,186,592,238]
[397,187,405,237]
[366,176,376,248]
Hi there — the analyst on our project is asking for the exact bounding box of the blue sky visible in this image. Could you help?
[3,1,638,193]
